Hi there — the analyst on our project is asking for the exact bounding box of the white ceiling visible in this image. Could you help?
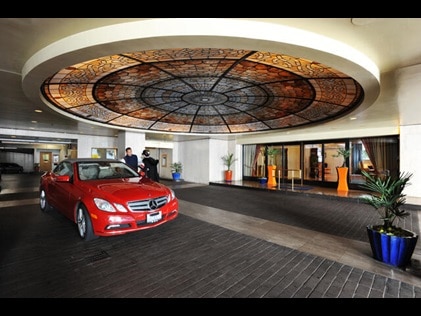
[1,18,421,144]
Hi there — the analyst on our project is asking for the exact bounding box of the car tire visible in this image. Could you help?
[39,189,51,212]
[76,204,97,241]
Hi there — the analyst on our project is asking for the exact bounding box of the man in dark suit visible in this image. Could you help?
[142,149,160,182]
[123,147,139,171]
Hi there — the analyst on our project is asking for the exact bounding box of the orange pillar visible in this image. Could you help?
[337,167,349,191]
[267,165,277,186]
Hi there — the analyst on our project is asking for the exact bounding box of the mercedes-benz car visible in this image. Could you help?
[39,158,178,241]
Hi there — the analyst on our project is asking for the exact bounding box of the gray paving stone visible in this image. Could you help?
[1,174,421,301]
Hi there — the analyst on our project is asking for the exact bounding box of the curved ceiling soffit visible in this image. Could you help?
[23,19,381,135]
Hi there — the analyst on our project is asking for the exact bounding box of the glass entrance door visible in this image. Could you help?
[304,144,322,182]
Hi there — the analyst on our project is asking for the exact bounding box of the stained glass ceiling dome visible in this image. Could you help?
[23,19,378,135]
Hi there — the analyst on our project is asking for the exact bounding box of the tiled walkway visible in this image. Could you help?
[1,174,421,300]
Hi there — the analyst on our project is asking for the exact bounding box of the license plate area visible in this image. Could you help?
[147,211,162,223]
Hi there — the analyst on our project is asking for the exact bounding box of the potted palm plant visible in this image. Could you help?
[265,146,279,166]
[332,148,350,191]
[265,146,279,186]
[221,153,237,182]
[170,162,183,181]
[332,148,350,167]
[360,170,418,268]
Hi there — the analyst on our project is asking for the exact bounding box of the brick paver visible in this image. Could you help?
[1,174,421,299]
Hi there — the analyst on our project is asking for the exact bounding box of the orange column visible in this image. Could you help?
[337,167,349,191]
[267,165,277,186]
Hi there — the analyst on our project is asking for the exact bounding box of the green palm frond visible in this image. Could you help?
[332,148,350,167]
[360,170,412,227]
[265,146,279,156]
[221,153,237,171]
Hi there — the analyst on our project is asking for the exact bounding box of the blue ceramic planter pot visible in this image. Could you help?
[259,177,267,184]
[366,225,418,268]
[172,172,181,181]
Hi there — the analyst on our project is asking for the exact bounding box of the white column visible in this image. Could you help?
[395,65,421,200]
[117,131,146,160]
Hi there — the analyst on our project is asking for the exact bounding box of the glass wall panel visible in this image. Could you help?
[350,139,373,184]
[324,142,348,183]
[303,144,322,182]
[242,135,399,189]
[282,144,301,184]
[243,144,265,177]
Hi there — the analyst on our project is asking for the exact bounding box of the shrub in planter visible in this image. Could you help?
[360,170,418,268]
[170,162,183,181]
[221,153,237,182]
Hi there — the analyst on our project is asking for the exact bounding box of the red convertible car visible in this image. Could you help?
[39,158,179,241]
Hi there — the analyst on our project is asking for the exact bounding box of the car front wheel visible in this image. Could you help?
[39,189,51,212]
[76,205,97,241]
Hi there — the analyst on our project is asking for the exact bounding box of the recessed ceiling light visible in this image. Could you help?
[350,117,357,120]
[31,120,37,123]
[35,109,43,113]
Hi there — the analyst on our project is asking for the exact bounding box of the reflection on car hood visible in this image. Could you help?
[87,178,169,199]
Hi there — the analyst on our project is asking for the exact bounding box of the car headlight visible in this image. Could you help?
[94,198,116,212]
[168,188,176,201]
[93,198,128,213]
[114,203,128,213]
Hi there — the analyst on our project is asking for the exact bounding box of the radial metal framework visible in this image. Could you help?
[42,48,364,134]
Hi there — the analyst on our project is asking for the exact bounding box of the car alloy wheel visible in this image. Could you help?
[39,189,50,212]
[76,205,97,241]
[77,207,87,238]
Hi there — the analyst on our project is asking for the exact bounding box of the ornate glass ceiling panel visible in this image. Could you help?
[41,48,364,134]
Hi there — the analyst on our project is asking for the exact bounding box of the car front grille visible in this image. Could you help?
[128,196,168,211]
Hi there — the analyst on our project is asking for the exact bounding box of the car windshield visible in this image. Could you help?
[78,161,139,180]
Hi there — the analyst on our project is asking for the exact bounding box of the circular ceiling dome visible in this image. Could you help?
[41,48,363,134]
[22,19,379,135]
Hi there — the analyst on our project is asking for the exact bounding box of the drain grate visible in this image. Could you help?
[85,250,110,264]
